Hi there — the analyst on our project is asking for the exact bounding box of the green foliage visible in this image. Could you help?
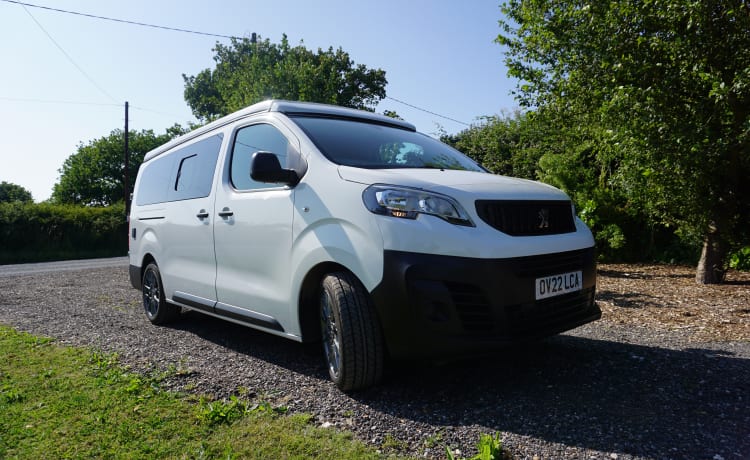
[197,396,286,427]
[51,126,185,206]
[447,432,507,460]
[498,0,750,279]
[729,247,750,271]
[183,34,388,122]
[0,202,126,264]
[0,181,33,203]
[198,395,252,426]
[382,110,403,120]
[0,383,25,403]
[441,111,541,179]
[0,326,396,460]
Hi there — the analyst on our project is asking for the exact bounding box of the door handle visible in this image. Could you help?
[218,208,234,218]
[196,210,209,219]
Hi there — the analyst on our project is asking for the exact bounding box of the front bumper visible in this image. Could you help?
[370,247,599,359]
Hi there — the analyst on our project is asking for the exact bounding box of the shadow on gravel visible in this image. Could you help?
[356,335,750,460]
[595,290,662,308]
[167,311,330,380]
[597,268,697,280]
[164,312,749,459]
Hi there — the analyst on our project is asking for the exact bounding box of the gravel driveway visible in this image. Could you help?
[0,260,747,459]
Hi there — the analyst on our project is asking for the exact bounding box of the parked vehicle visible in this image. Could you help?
[128,100,600,390]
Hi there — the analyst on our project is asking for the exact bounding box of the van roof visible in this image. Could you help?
[144,100,417,162]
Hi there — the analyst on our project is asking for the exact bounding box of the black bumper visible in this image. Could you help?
[129,264,142,290]
[370,247,599,359]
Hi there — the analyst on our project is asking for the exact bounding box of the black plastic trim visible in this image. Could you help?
[171,291,284,332]
[173,291,214,313]
[215,302,284,332]
[129,264,141,290]
[369,247,599,359]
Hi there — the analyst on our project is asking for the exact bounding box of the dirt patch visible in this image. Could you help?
[597,263,750,342]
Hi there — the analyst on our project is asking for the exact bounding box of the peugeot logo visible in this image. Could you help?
[537,208,550,229]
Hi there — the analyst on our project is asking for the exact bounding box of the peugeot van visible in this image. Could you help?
[128,100,600,391]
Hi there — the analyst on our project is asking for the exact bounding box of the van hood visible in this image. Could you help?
[337,166,569,201]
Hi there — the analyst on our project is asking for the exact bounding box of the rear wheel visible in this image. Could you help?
[142,263,180,325]
[320,272,384,391]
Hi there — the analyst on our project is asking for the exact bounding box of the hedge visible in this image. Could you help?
[0,202,127,264]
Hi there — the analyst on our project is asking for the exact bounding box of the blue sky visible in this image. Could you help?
[0,0,517,201]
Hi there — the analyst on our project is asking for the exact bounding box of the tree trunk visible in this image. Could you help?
[695,221,727,284]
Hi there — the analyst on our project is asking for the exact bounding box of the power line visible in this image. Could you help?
[4,0,471,127]
[386,96,471,127]
[0,96,120,107]
[1,0,240,39]
[0,97,192,122]
[21,4,119,103]
[130,105,193,121]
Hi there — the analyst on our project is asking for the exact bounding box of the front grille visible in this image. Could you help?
[445,282,492,332]
[476,200,575,236]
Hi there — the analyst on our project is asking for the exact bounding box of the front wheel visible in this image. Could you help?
[142,262,180,325]
[320,272,385,391]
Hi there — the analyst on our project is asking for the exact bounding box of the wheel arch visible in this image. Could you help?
[141,253,157,275]
[130,253,157,291]
[297,261,351,343]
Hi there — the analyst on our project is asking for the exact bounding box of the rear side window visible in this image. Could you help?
[135,153,174,206]
[136,134,223,205]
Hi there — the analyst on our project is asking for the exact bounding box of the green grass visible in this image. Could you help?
[0,325,401,459]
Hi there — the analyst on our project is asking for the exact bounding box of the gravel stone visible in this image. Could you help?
[0,260,748,459]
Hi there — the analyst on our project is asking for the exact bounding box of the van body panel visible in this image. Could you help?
[291,163,385,293]
[213,187,295,329]
[159,196,217,302]
[338,166,562,195]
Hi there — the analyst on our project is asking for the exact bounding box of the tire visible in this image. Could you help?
[320,272,384,391]
[141,263,180,325]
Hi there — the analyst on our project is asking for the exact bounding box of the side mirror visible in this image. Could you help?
[250,152,300,186]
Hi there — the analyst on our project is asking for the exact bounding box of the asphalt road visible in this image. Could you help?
[0,256,128,277]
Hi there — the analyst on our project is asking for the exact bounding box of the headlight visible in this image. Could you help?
[362,184,474,227]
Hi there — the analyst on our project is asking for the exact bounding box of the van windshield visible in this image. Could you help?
[289,116,485,172]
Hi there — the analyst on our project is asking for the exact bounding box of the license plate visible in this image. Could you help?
[535,271,583,300]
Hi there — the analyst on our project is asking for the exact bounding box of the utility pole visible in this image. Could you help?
[124,101,130,219]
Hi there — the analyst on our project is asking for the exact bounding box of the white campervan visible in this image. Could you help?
[128,100,599,390]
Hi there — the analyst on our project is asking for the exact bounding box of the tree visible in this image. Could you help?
[183,35,388,122]
[0,181,33,203]
[52,126,185,206]
[382,110,403,120]
[441,110,542,180]
[498,0,750,283]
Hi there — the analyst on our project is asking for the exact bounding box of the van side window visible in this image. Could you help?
[135,134,223,205]
[175,154,198,192]
[135,153,174,206]
[231,124,290,190]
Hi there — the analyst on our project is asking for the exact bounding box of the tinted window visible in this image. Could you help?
[136,134,222,205]
[135,153,174,206]
[231,124,290,190]
[290,116,484,172]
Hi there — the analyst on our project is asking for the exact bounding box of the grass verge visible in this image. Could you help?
[0,325,398,459]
